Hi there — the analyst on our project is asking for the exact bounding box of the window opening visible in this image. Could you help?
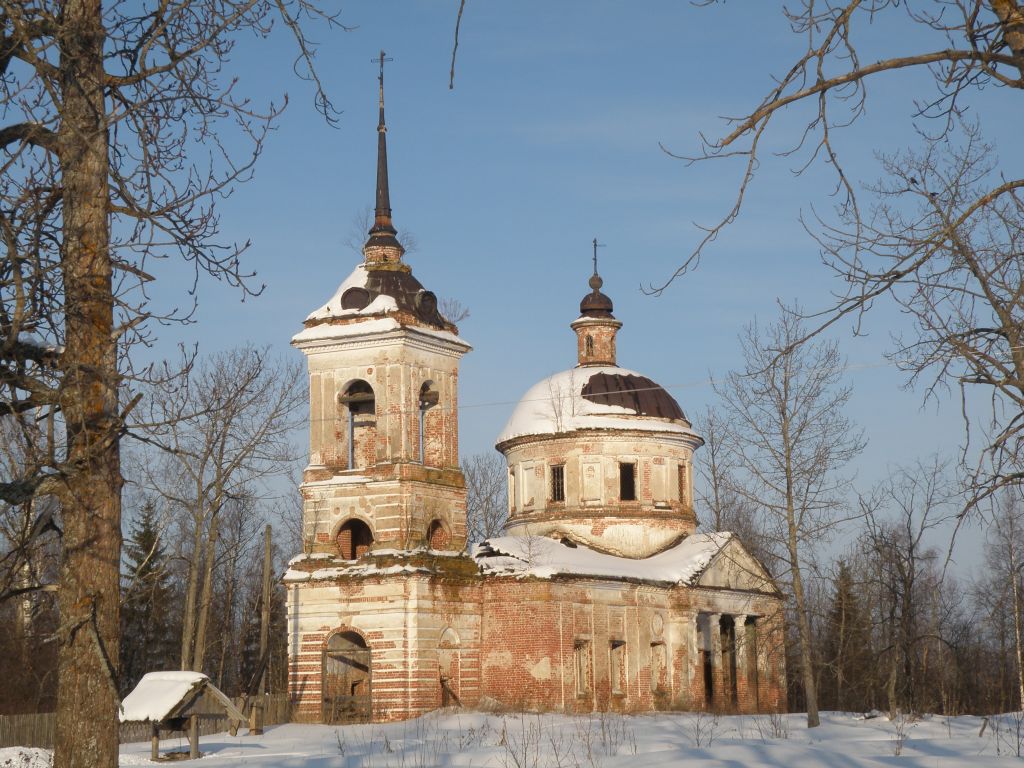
[585,335,594,357]
[574,640,591,696]
[418,382,439,464]
[619,462,636,501]
[610,640,626,696]
[677,463,688,504]
[339,381,375,470]
[336,519,373,560]
[427,519,451,550]
[650,642,667,695]
[550,464,565,502]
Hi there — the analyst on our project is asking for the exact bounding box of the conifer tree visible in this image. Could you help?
[821,561,873,712]
[120,501,178,695]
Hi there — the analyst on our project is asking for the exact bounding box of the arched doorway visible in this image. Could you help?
[322,631,371,723]
[438,627,461,707]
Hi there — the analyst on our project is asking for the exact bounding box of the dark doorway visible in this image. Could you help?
[322,631,371,723]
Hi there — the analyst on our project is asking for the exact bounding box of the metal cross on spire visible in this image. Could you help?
[592,238,605,276]
[372,49,393,113]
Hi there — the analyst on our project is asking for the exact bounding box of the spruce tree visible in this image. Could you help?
[822,561,874,712]
[120,501,178,695]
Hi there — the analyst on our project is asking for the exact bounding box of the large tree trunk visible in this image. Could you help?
[191,511,221,672]
[54,2,122,767]
[180,503,206,669]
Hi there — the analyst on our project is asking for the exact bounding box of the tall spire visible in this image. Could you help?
[365,50,404,262]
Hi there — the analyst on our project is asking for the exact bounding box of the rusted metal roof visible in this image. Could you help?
[581,372,686,421]
[340,268,448,328]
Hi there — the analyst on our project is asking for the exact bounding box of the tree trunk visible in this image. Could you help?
[191,510,220,672]
[180,501,206,669]
[1013,569,1024,709]
[782,415,819,728]
[54,2,122,767]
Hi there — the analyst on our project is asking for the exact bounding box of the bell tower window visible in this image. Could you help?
[336,518,374,560]
[339,381,375,470]
[418,381,440,465]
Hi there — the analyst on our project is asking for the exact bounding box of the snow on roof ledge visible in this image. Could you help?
[473,532,732,585]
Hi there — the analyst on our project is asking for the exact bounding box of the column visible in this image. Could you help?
[708,612,723,710]
[734,614,749,712]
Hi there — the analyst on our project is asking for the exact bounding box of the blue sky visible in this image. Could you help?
[154,2,1023,568]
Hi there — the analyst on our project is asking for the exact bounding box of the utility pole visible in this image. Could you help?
[250,524,272,734]
[260,523,272,694]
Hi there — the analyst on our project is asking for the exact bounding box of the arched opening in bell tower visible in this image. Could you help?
[339,380,376,470]
[418,381,440,465]
[336,518,373,560]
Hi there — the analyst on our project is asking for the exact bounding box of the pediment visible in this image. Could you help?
[694,538,777,594]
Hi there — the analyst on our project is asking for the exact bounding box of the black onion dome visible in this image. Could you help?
[581,372,686,421]
[579,273,615,318]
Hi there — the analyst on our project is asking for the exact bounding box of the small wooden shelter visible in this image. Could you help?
[120,671,246,760]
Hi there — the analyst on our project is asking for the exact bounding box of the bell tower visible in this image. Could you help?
[292,52,471,556]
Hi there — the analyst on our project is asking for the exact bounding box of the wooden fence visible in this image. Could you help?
[0,694,292,750]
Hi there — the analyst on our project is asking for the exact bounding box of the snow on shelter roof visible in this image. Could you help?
[119,671,245,723]
[496,366,698,445]
[473,532,732,585]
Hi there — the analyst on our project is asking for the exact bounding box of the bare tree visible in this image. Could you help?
[694,406,776,572]
[714,312,864,727]
[136,346,304,674]
[987,488,1024,708]
[859,457,959,715]
[0,3,342,764]
[662,1,1024,512]
[463,452,508,545]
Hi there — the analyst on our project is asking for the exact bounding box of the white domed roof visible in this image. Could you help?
[496,365,698,445]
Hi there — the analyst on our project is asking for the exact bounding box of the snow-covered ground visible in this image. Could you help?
[4,710,1024,767]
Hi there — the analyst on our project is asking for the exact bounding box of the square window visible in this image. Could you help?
[551,464,565,502]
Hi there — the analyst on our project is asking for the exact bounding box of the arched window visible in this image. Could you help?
[418,381,439,464]
[339,380,375,470]
[336,518,373,560]
[426,519,451,550]
[585,335,594,357]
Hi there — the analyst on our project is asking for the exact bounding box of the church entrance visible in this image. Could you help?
[322,631,372,723]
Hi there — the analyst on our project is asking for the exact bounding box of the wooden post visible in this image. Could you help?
[150,723,159,760]
[189,714,199,759]
[250,524,272,736]
[259,523,272,695]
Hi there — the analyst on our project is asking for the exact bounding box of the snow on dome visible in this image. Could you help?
[496,366,697,444]
[473,532,732,585]
[119,671,208,722]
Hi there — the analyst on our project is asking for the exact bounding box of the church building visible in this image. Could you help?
[283,62,787,723]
